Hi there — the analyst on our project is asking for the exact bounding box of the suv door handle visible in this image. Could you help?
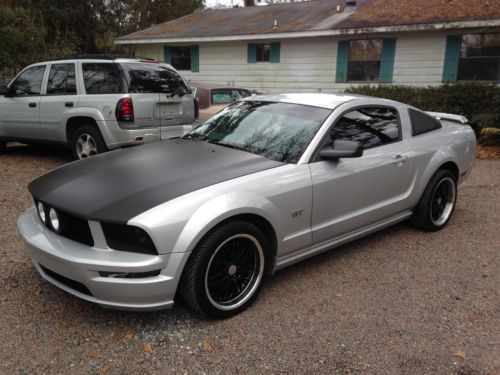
[28,102,37,108]
[392,154,409,165]
[65,102,74,107]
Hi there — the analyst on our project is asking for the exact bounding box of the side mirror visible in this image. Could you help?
[0,85,7,95]
[319,140,363,159]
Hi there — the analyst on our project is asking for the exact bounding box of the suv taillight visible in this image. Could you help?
[194,97,199,119]
[116,98,134,122]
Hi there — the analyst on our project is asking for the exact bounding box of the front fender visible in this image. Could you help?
[171,192,282,254]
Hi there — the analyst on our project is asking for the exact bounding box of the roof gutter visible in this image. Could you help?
[115,19,500,44]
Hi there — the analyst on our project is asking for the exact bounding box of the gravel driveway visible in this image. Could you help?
[0,144,498,374]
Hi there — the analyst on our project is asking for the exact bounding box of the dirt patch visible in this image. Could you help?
[0,145,498,374]
[476,145,500,160]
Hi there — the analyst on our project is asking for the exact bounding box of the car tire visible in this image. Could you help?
[70,125,107,160]
[179,221,268,319]
[0,140,6,153]
[411,169,457,232]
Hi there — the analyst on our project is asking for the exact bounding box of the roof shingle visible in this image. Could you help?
[116,0,500,41]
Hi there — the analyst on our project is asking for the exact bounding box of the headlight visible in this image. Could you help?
[36,202,46,224]
[49,208,61,232]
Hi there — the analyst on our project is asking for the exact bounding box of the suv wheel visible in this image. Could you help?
[0,141,6,153]
[71,125,107,160]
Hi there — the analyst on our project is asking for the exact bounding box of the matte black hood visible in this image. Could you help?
[29,139,283,223]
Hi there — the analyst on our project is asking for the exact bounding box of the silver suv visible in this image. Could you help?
[0,55,197,159]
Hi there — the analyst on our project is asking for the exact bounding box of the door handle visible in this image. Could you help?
[28,102,37,108]
[65,102,74,107]
[392,154,409,165]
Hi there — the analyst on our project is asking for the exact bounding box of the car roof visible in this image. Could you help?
[241,93,370,110]
[190,81,250,91]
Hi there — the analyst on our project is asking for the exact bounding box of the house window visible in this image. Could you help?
[457,33,500,81]
[348,39,383,82]
[248,43,280,64]
[171,46,192,71]
[256,44,271,62]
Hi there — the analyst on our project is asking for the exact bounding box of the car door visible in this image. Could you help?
[309,105,413,244]
[39,62,79,142]
[0,65,47,140]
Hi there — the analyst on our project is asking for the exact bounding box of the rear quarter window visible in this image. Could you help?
[409,108,442,136]
[82,63,124,94]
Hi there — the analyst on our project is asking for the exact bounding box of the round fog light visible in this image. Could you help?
[36,202,46,223]
[49,208,61,232]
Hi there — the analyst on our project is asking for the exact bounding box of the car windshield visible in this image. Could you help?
[183,101,331,163]
[120,62,190,94]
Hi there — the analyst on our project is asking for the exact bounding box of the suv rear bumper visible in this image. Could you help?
[98,121,161,150]
[99,122,197,150]
[17,207,191,311]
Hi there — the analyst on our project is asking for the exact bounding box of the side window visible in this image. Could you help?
[333,107,400,150]
[9,65,46,96]
[47,64,76,95]
[82,63,124,94]
[210,89,248,105]
[408,108,442,136]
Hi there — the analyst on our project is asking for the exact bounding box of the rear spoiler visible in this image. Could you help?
[426,111,468,124]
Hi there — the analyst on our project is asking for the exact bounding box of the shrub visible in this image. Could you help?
[345,83,500,144]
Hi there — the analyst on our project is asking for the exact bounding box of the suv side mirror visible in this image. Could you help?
[0,85,7,96]
[319,140,363,159]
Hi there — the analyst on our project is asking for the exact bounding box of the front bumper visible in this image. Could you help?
[17,208,190,311]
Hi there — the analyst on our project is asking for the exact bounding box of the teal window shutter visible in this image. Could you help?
[336,41,349,83]
[270,42,281,63]
[247,43,256,63]
[380,38,396,83]
[164,46,172,65]
[442,35,462,83]
[190,45,199,72]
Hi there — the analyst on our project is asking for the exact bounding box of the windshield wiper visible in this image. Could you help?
[208,141,253,154]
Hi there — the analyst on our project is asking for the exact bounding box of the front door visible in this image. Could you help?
[0,65,46,140]
[310,106,412,244]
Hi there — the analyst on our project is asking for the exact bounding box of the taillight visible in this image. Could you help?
[116,97,134,122]
[194,97,199,119]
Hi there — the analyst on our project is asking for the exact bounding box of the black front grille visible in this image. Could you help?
[57,211,94,246]
[40,265,92,296]
[101,222,158,255]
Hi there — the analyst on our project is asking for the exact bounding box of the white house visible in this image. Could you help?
[115,0,500,93]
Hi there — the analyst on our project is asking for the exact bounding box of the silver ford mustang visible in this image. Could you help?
[17,93,476,318]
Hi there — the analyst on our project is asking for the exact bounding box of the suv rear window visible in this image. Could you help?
[82,63,124,94]
[408,108,442,136]
[120,63,190,94]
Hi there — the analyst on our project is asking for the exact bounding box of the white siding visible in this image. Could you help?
[392,32,447,86]
[134,32,448,93]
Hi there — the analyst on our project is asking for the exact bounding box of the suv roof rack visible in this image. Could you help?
[76,54,136,60]
[45,54,138,62]
[44,54,161,63]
